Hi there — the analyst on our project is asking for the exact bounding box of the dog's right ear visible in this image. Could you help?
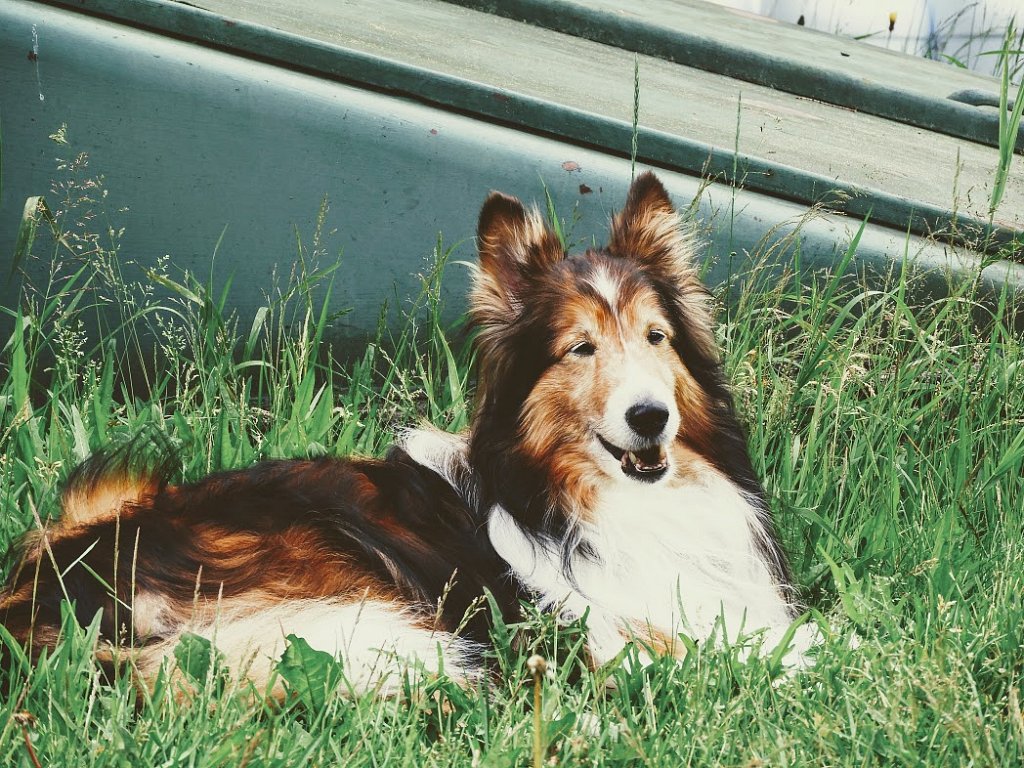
[473,192,563,322]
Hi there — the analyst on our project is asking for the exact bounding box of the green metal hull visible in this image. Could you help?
[2,0,1021,345]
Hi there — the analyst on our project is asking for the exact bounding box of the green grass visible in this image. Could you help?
[988,23,1024,219]
[1,169,1023,766]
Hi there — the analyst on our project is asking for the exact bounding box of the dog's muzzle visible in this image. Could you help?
[597,434,669,482]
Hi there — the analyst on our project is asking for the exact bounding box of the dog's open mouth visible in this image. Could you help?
[597,435,669,482]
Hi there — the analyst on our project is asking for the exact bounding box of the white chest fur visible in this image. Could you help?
[398,426,816,667]
[487,467,806,666]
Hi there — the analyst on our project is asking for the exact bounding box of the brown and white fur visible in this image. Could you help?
[0,173,814,696]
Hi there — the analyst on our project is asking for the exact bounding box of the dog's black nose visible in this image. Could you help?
[626,402,669,438]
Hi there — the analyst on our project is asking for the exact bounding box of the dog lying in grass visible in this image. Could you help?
[0,172,815,695]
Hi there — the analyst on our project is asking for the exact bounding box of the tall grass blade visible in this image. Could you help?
[989,23,1024,217]
[11,196,58,280]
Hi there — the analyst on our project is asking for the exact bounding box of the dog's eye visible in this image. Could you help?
[568,340,596,357]
[647,329,667,345]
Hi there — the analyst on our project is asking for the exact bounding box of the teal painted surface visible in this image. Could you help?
[1,1,1021,347]
[40,0,1023,253]
[446,0,1024,154]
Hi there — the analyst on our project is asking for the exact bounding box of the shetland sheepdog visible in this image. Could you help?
[0,172,814,695]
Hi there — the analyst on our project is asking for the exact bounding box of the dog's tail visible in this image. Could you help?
[56,435,177,531]
[0,434,178,660]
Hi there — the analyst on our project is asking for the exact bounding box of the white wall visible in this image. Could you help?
[707,0,1020,75]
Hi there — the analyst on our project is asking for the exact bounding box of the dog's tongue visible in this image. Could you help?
[622,445,668,473]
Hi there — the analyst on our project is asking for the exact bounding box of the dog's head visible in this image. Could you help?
[470,172,738,505]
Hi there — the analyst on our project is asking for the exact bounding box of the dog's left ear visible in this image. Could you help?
[609,172,717,357]
[608,172,696,276]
